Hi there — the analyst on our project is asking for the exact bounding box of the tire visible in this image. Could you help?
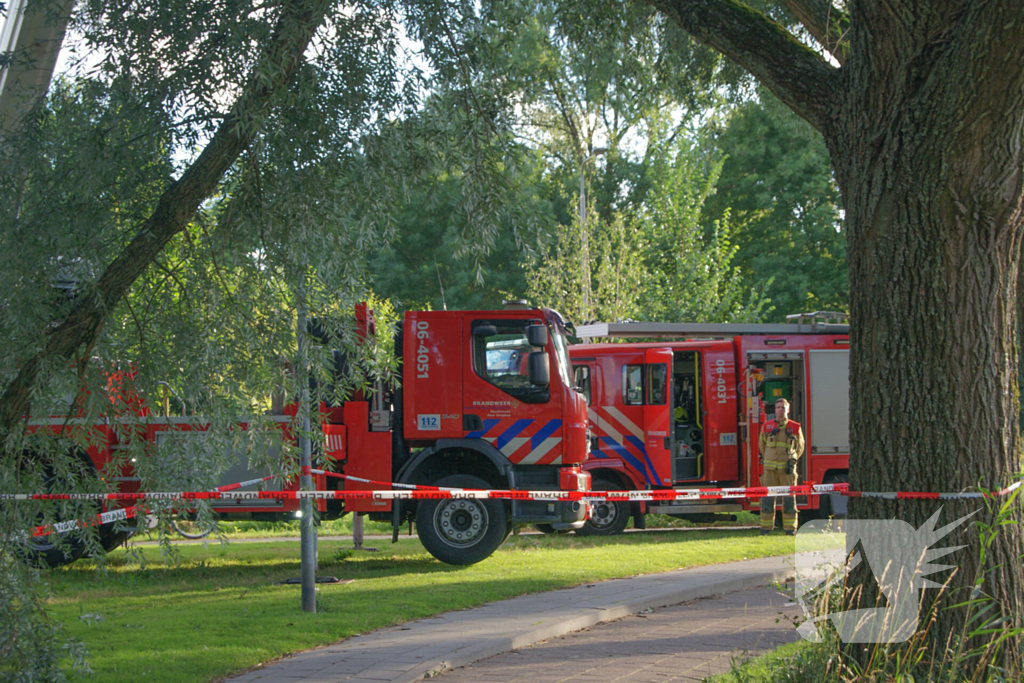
[416,475,510,565]
[171,518,215,539]
[821,472,849,520]
[26,535,88,568]
[24,453,106,568]
[575,479,630,536]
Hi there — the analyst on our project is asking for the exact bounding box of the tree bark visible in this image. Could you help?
[0,0,330,442]
[645,0,1024,667]
[831,0,1024,660]
[644,0,836,132]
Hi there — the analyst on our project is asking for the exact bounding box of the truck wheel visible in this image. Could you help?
[821,473,849,520]
[171,518,215,539]
[416,475,509,565]
[25,534,88,568]
[575,479,630,536]
[24,454,115,568]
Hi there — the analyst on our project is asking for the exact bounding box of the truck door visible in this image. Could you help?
[463,317,565,465]
[643,349,673,487]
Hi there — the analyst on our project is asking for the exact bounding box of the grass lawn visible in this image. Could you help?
[47,528,794,683]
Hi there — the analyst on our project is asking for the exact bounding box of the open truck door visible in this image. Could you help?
[643,348,673,486]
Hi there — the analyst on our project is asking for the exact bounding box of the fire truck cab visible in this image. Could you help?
[568,313,850,535]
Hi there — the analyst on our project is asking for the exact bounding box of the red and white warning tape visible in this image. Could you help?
[6,475,1021,540]
[311,469,1024,502]
[15,474,282,539]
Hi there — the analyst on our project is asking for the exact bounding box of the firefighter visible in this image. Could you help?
[758,397,804,535]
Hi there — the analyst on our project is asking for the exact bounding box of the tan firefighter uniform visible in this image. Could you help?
[758,416,805,532]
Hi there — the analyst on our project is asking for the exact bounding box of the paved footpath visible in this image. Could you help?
[437,585,801,682]
[226,556,797,683]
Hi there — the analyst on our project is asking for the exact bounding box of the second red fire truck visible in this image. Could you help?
[567,313,850,535]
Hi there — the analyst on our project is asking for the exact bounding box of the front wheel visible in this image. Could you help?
[416,475,509,565]
[575,479,630,536]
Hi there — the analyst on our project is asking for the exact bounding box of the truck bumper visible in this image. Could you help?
[509,499,587,528]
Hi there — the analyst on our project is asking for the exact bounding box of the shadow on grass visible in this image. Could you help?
[505,527,766,549]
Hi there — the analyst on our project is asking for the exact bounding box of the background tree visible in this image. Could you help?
[635,137,771,323]
[525,205,644,324]
[526,136,769,325]
[703,85,846,319]
[641,0,1024,665]
[368,139,553,311]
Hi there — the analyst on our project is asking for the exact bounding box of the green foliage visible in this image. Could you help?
[368,145,553,312]
[527,135,770,326]
[634,137,771,323]
[526,202,642,324]
[0,556,89,683]
[703,87,846,320]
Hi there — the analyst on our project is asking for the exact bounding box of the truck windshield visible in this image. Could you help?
[549,323,573,388]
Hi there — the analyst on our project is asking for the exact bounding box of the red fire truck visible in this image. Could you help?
[566,313,850,535]
[28,302,590,566]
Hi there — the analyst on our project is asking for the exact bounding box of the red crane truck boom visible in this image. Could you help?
[27,302,590,566]
[566,313,849,535]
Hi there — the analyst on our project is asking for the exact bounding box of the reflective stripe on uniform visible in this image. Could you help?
[763,441,793,448]
[762,460,788,470]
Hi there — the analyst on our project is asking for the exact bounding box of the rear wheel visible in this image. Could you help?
[26,534,87,568]
[416,475,510,565]
[24,453,132,567]
[575,479,630,536]
[171,518,215,539]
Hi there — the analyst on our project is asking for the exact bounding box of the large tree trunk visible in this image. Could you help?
[644,0,1024,667]
[828,1,1024,659]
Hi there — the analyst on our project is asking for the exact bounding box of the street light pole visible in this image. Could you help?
[296,284,317,613]
[579,147,607,323]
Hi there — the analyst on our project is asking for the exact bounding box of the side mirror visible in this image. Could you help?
[526,324,548,348]
[528,352,550,387]
[473,324,498,338]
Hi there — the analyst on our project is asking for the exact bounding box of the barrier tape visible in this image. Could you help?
[312,469,1024,501]
[8,480,1024,505]
[8,475,1022,540]
[17,474,282,540]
